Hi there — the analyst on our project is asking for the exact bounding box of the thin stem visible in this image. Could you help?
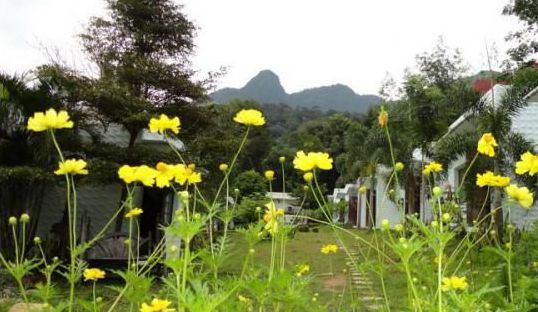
[11,224,19,265]
[93,281,97,312]
[456,152,479,199]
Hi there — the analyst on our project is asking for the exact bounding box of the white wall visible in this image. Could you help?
[375,176,406,228]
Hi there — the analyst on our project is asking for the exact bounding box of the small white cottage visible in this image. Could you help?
[441,84,538,228]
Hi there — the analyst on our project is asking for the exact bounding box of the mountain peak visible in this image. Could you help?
[211,70,382,113]
[241,70,287,103]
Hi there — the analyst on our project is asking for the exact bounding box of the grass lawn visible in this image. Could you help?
[221,224,408,310]
[1,225,409,311]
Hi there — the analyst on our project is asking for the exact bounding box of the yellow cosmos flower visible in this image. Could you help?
[54,159,88,175]
[378,107,388,127]
[422,161,443,175]
[505,184,534,209]
[173,164,202,185]
[515,151,538,176]
[293,151,333,172]
[118,165,157,186]
[321,244,338,254]
[441,276,468,291]
[154,162,177,188]
[476,171,510,188]
[125,208,143,218]
[233,109,266,126]
[27,108,74,132]
[264,170,275,181]
[477,133,497,157]
[296,263,310,276]
[140,299,174,312]
[148,114,180,135]
[263,201,285,235]
[83,268,105,282]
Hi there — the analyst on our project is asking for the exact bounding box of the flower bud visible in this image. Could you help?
[178,191,189,201]
[432,186,442,197]
[96,297,103,303]
[412,277,418,283]
[394,224,404,232]
[489,230,496,236]
[381,219,390,231]
[303,185,309,192]
[169,245,178,253]
[52,256,59,262]
[219,163,228,172]
[388,189,395,196]
[234,188,240,194]
[359,186,367,194]
[20,213,30,223]
[264,170,275,181]
[193,213,201,220]
[442,213,451,222]
[399,237,407,243]
[255,206,262,212]
[249,248,255,254]
[279,156,286,163]
[378,107,388,127]
[431,220,439,228]
[395,162,404,172]
[505,242,512,249]
[9,216,17,225]
[34,236,42,245]
[303,172,313,183]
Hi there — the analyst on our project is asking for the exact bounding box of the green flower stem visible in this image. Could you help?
[21,222,26,263]
[437,195,444,312]
[383,126,404,221]
[402,259,421,311]
[217,177,232,260]
[269,232,276,281]
[365,196,391,311]
[11,224,19,265]
[92,281,97,312]
[128,217,133,271]
[49,130,78,312]
[456,152,479,199]
[506,207,514,302]
[181,237,191,298]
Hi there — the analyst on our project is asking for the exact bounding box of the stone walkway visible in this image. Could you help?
[339,242,384,311]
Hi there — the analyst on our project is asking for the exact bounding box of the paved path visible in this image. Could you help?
[339,242,385,311]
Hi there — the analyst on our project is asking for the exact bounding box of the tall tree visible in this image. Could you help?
[503,0,538,65]
[71,0,209,147]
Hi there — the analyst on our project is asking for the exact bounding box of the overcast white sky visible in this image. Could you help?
[0,0,521,95]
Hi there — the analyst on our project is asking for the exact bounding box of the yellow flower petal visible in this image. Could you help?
[148,114,180,135]
[233,109,265,126]
[54,159,89,176]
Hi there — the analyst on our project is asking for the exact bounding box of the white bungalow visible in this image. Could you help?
[265,192,304,224]
[353,166,407,229]
[329,183,358,224]
[441,84,538,228]
[36,123,185,261]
